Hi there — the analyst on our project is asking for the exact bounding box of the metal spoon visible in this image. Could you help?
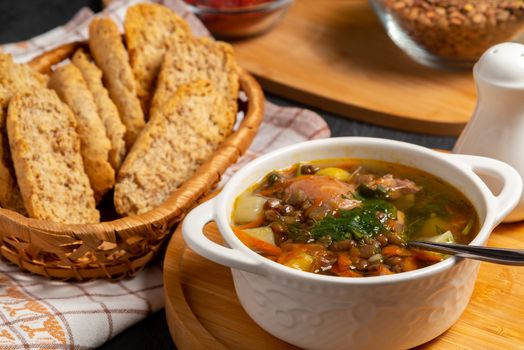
[408,241,524,266]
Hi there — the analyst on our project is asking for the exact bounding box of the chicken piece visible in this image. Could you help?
[284,176,360,219]
[358,174,421,199]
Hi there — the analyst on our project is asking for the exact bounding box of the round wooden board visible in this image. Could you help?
[231,0,479,136]
[164,219,299,350]
[164,201,524,349]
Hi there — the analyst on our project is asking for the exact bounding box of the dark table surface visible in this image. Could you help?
[0,1,459,349]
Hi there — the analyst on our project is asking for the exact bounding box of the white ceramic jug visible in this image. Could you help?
[454,42,524,222]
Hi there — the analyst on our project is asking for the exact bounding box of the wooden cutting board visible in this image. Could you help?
[231,0,478,136]
[164,218,524,349]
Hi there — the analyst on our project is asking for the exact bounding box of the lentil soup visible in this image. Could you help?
[231,159,479,277]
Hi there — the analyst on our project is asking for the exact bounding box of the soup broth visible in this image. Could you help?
[231,159,479,277]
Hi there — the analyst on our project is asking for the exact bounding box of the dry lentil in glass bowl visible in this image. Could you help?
[370,0,524,69]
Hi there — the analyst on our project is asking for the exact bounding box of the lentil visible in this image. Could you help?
[380,0,524,61]
[300,164,320,175]
[355,258,370,271]
[387,232,407,246]
[330,239,357,251]
[265,197,282,209]
[359,244,378,259]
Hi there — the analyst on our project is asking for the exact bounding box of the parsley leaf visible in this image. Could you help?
[311,199,397,241]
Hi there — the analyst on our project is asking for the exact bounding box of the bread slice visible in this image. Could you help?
[0,54,47,214]
[150,36,239,128]
[7,89,99,224]
[0,87,26,214]
[0,53,48,91]
[72,48,126,171]
[114,80,232,216]
[48,64,115,202]
[89,17,145,148]
[124,3,190,113]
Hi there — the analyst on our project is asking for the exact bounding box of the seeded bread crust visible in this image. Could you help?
[114,80,232,216]
[72,48,126,171]
[7,89,99,224]
[48,64,115,202]
[89,17,145,148]
[0,54,47,215]
[150,35,239,129]
[124,3,190,113]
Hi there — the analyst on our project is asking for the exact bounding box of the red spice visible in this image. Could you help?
[185,0,288,39]
[185,0,274,8]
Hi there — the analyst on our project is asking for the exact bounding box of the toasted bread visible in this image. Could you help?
[0,53,48,90]
[0,54,47,214]
[7,89,99,224]
[89,17,145,147]
[124,3,190,113]
[72,48,126,171]
[0,87,26,214]
[115,80,232,216]
[150,36,239,128]
[48,63,115,202]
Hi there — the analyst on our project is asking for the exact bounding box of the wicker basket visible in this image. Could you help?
[0,42,264,280]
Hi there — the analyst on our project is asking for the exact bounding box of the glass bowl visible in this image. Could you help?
[185,0,294,39]
[369,0,524,69]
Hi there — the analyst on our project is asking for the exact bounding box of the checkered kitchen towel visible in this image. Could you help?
[0,0,330,348]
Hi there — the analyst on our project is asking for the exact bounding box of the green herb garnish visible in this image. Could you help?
[286,222,313,243]
[267,172,280,186]
[462,216,474,235]
[405,189,451,237]
[311,199,397,241]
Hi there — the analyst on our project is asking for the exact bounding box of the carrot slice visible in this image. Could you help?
[236,215,266,229]
[233,228,282,256]
[333,268,363,277]
[335,252,352,272]
[377,265,394,275]
[368,264,394,276]
[381,245,412,257]
[382,245,401,257]
[402,257,419,272]
[378,264,394,276]
[412,249,444,263]
[329,252,364,277]
[397,247,413,257]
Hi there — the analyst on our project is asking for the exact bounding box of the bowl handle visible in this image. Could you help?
[182,197,266,275]
[449,154,523,224]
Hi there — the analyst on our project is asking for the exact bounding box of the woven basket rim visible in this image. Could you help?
[0,30,264,279]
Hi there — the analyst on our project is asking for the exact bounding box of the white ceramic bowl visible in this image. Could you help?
[182,137,522,350]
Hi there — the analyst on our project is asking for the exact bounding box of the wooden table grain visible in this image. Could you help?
[232,0,478,136]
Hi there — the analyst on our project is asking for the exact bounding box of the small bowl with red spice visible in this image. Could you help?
[184,0,293,39]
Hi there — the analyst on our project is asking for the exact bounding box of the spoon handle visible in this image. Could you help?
[409,241,524,266]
